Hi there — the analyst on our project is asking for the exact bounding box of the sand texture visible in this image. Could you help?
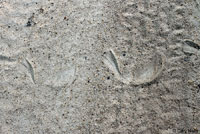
[0,0,200,133]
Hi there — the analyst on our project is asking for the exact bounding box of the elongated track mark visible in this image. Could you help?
[182,40,200,55]
[22,59,35,84]
[0,55,16,62]
[103,49,121,77]
[184,40,200,50]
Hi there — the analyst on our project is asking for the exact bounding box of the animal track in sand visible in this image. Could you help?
[103,49,166,85]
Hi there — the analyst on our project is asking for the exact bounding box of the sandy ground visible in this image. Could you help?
[0,0,200,133]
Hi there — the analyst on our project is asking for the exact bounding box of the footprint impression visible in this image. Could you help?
[103,49,166,85]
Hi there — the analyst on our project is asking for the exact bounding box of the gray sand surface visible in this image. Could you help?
[0,0,200,133]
